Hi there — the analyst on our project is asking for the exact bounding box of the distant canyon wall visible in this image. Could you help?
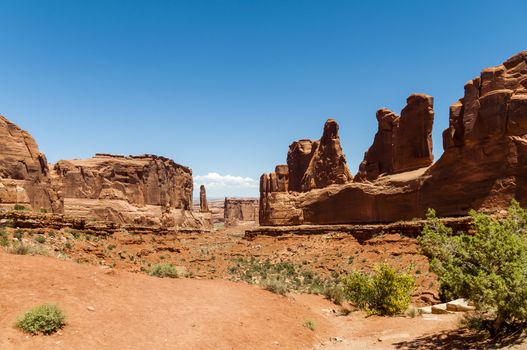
[224,198,259,226]
[0,117,206,228]
[260,51,527,225]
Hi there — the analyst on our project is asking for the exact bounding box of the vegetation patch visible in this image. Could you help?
[149,263,179,278]
[16,304,65,335]
[0,230,9,247]
[34,235,46,244]
[420,201,527,335]
[228,257,341,297]
[342,263,415,316]
[303,319,316,331]
[13,204,28,211]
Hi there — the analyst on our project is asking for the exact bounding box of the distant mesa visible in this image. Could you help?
[260,50,527,226]
[224,198,259,227]
[0,117,208,229]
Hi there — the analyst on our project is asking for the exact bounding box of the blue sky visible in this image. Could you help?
[0,1,525,199]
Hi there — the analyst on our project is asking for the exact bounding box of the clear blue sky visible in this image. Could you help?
[0,1,525,198]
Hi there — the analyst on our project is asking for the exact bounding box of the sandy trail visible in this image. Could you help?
[0,251,330,350]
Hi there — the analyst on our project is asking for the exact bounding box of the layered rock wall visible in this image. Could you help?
[51,154,204,227]
[224,198,259,226]
[260,51,527,226]
[0,116,62,212]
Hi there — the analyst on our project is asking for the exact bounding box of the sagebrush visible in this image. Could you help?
[149,263,179,278]
[16,304,65,335]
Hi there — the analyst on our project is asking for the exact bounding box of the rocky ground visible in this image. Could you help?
[0,215,441,305]
[2,210,527,349]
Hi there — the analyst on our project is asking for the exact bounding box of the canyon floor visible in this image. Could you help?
[1,220,527,349]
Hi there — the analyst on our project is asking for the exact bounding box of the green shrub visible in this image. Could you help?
[342,263,415,316]
[34,235,46,244]
[38,208,48,213]
[0,230,9,247]
[419,201,527,334]
[149,263,179,278]
[13,229,23,241]
[228,258,331,295]
[16,304,65,335]
[13,204,28,211]
[303,319,316,331]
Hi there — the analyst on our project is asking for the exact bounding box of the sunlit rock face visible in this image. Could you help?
[260,51,527,226]
[0,115,62,212]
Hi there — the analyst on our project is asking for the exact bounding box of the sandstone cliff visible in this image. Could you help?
[260,51,527,225]
[51,154,205,227]
[224,198,259,226]
[0,116,62,212]
[356,94,434,181]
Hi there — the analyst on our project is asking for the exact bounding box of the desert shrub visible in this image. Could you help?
[9,242,29,255]
[262,278,289,295]
[13,204,28,211]
[303,319,316,331]
[13,229,23,241]
[16,304,65,335]
[0,230,9,247]
[7,241,49,256]
[149,263,179,278]
[228,258,336,297]
[34,235,46,244]
[419,201,527,334]
[323,284,345,305]
[342,263,415,316]
[38,208,48,213]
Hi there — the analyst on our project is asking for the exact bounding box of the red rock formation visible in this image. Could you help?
[261,51,527,226]
[259,118,352,225]
[51,154,204,227]
[199,185,209,212]
[357,94,434,181]
[356,108,399,181]
[0,116,62,212]
[287,140,315,192]
[224,198,259,226]
[300,119,353,191]
[393,94,434,173]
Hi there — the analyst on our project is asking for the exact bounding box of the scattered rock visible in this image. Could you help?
[446,298,475,312]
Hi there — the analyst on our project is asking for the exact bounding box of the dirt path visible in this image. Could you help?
[0,252,330,350]
[3,251,521,349]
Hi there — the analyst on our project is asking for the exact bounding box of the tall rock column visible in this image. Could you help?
[300,119,352,191]
[392,94,434,173]
[199,185,209,212]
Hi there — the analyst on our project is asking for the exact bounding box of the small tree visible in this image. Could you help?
[342,263,415,316]
[419,201,527,334]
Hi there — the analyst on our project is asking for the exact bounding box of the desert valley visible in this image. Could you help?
[1,50,527,349]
